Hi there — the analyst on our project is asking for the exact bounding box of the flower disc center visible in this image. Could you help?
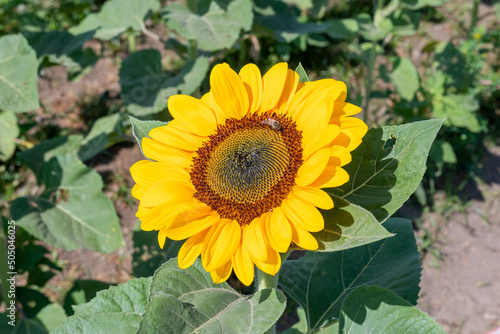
[206,128,290,204]
[190,113,303,225]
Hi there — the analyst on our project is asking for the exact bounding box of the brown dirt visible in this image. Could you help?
[418,146,500,334]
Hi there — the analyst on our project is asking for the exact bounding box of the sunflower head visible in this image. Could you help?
[130,62,368,285]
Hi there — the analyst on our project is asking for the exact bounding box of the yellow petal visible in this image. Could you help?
[330,145,352,166]
[202,220,241,272]
[302,124,341,160]
[253,243,281,276]
[295,97,333,136]
[141,137,192,167]
[292,186,334,210]
[168,95,217,136]
[290,223,318,250]
[158,228,168,249]
[243,217,268,261]
[149,123,204,152]
[239,64,262,114]
[165,212,219,241]
[141,200,200,231]
[266,207,292,252]
[295,148,331,186]
[288,79,337,117]
[178,228,210,269]
[210,259,233,284]
[232,239,255,286]
[211,63,249,118]
[140,180,193,208]
[130,160,190,186]
[276,69,299,114]
[309,164,350,189]
[260,62,288,112]
[282,196,324,232]
[131,183,147,200]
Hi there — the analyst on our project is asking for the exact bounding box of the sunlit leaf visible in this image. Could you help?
[138,259,286,334]
[332,119,444,222]
[280,218,422,332]
[0,34,39,112]
[339,286,445,333]
[0,110,19,161]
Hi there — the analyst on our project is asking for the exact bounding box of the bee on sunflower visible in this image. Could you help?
[130,62,367,286]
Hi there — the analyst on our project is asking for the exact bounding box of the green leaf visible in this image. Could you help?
[279,218,422,332]
[433,94,481,133]
[69,0,160,40]
[120,51,209,116]
[324,18,359,39]
[63,280,114,316]
[54,278,152,334]
[163,0,253,51]
[429,140,457,164]
[0,110,19,161]
[17,287,51,318]
[313,196,392,251]
[35,303,66,332]
[338,286,445,333]
[129,116,168,157]
[0,34,39,112]
[138,259,287,334]
[387,58,420,101]
[79,113,125,161]
[0,315,47,334]
[295,63,310,83]
[17,135,82,182]
[332,119,444,222]
[11,154,124,253]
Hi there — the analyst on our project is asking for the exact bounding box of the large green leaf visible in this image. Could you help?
[0,34,39,112]
[138,259,287,334]
[331,119,443,222]
[26,30,98,81]
[120,51,209,116]
[279,218,422,332]
[338,286,445,333]
[313,196,392,251]
[54,278,152,334]
[69,0,160,40]
[11,154,124,252]
[17,135,82,182]
[0,110,19,161]
[163,0,253,51]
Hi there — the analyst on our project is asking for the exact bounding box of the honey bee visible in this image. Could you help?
[261,117,281,130]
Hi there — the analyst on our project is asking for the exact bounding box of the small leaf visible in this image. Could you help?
[69,0,160,40]
[0,34,39,112]
[35,303,66,332]
[295,63,310,83]
[433,94,481,133]
[279,218,422,332]
[0,110,19,161]
[54,278,152,334]
[120,51,209,116]
[338,286,445,333]
[332,119,444,222]
[129,116,168,156]
[313,196,392,251]
[138,259,287,334]
[11,154,125,253]
[388,58,420,101]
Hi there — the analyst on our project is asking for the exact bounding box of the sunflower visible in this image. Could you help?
[130,62,367,285]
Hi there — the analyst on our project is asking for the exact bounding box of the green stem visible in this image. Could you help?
[256,251,292,334]
[188,40,198,61]
[128,34,136,53]
[363,43,376,124]
[469,0,480,36]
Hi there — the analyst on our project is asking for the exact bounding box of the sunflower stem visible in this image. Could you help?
[256,250,291,334]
